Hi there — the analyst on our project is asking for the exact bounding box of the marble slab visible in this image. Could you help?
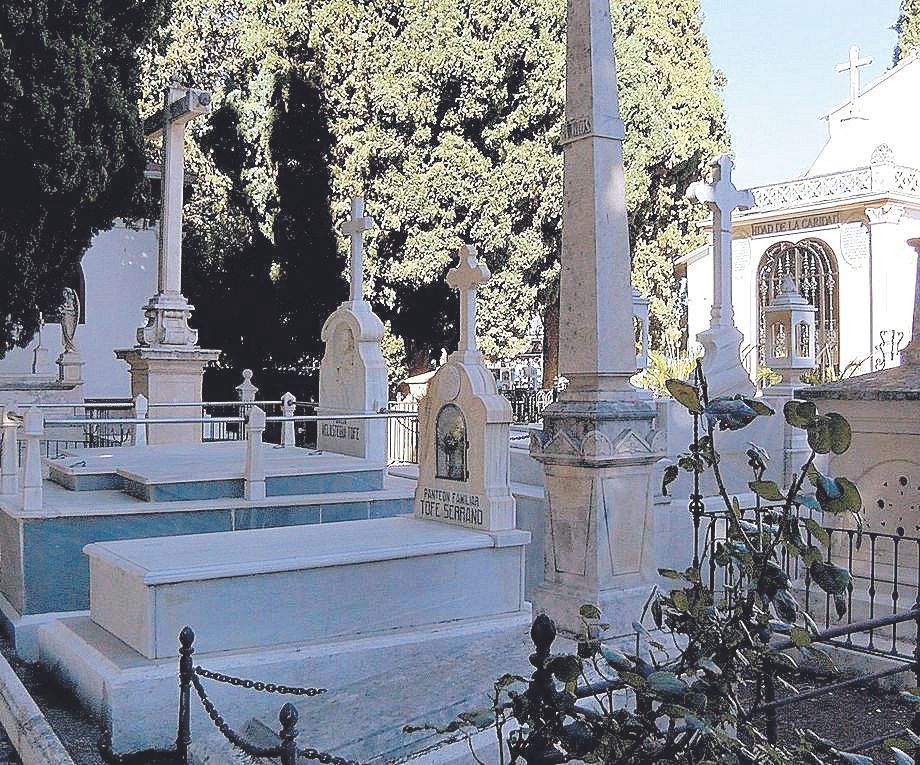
[86,516,529,659]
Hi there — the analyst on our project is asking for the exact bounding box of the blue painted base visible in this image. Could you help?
[0,496,411,618]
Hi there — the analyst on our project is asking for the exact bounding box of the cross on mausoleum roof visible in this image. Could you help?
[836,45,872,114]
[446,245,490,354]
[687,155,754,329]
[339,197,375,302]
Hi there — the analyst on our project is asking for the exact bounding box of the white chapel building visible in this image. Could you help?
[683,48,920,379]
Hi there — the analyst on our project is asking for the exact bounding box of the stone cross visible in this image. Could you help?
[687,155,754,329]
[446,245,490,354]
[339,197,375,302]
[145,82,211,296]
[836,45,872,112]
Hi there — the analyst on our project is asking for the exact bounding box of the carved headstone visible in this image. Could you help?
[413,245,515,531]
[316,197,388,463]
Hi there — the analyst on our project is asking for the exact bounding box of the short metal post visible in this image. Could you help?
[134,394,148,447]
[21,408,43,511]
[0,407,19,496]
[281,392,296,448]
[763,662,778,745]
[518,615,563,764]
[279,703,299,765]
[912,600,920,762]
[177,626,195,764]
[244,407,266,500]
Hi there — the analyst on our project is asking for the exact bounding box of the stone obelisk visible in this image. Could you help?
[530,0,662,634]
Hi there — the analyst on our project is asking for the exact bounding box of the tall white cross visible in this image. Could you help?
[687,155,754,329]
[339,197,375,302]
[145,82,212,296]
[446,245,490,354]
[836,45,872,111]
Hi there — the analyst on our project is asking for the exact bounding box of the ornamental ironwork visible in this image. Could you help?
[758,239,839,375]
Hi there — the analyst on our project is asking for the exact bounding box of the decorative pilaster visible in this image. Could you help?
[244,406,267,501]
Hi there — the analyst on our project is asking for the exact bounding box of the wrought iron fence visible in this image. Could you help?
[387,401,419,465]
[503,387,558,424]
[174,627,361,765]
[509,610,920,764]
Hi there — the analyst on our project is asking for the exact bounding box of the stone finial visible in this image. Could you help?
[340,197,375,302]
[446,245,491,354]
[236,369,258,403]
[281,392,297,448]
[244,406,267,500]
[687,156,755,330]
[134,394,149,447]
[0,408,18,496]
[22,408,44,512]
[903,238,920,366]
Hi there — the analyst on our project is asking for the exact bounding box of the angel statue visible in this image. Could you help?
[60,287,80,354]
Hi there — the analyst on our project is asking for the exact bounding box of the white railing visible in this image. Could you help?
[745,163,920,212]
[0,404,422,511]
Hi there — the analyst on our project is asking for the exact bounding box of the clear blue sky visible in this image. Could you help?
[700,0,901,188]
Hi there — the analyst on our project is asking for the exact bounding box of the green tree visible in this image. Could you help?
[144,0,728,385]
[0,0,169,356]
[894,0,920,63]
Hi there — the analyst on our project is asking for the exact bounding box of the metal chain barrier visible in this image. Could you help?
[190,672,283,759]
[177,626,364,765]
[194,665,326,696]
[298,745,363,765]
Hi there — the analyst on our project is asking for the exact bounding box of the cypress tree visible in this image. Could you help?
[895,0,920,63]
[0,0,170,355]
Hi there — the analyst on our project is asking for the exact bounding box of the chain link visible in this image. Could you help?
[298,746,364,765]
[195,665,326,696]
[191,672,283,758]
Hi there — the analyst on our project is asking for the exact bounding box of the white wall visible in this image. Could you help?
[0,221,158,399]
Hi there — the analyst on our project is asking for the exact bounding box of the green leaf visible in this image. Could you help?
[790,625,811,647]
[807,416,832,454]
[696,658,722,676]
[749,480,785,501]
[835,753,873,765]
[579,604,601,620]
[671,590,690,612]
[889,747,915,765]
[651,597,663,628]
[810,560,851,595]
[798,644,837,673]
[661,464,679,496]
[658,568,686,580]
[834,591,848,619]
[784,400,817,428]
[647,671,688,698]
[665,379,702,413]
[741,397,775,417]
[548,655,581,683]
[774,589,798,623]
[600,644,633,671]
[803,518,830,548]
[826,412,852,454]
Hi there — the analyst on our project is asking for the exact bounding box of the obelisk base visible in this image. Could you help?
[116,346,220,445]
[530,398,663,635]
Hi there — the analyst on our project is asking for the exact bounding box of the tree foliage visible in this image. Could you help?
[143,0,728,382]
[0,0,169,356]
[895,0,920,64]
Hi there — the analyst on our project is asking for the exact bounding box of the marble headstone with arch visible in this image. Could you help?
[413,245,516,531]
[316,197,388,464]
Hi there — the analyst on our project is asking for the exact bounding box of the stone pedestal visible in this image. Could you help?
[56,351,84,386]
[696,323,756,399]
[316,301,388,464]
[530,399,663,634]
[115,347,219,445]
